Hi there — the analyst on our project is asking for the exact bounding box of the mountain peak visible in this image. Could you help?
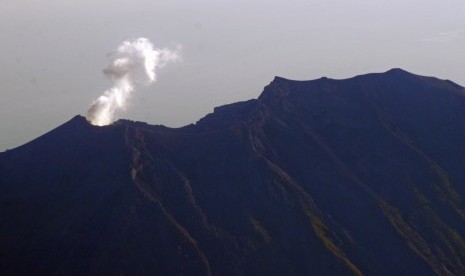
[377,68,425,81]
[67,114,91,127]
[272,76,289,82]
[384,68,411,75]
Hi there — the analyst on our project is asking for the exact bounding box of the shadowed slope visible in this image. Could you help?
[2,69,465,275]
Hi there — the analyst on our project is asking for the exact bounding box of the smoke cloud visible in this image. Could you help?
[86,38,180,126]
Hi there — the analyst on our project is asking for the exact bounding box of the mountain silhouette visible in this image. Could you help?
[2,69,465,275]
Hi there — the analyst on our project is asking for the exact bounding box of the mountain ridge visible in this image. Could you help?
[6,67,458,144]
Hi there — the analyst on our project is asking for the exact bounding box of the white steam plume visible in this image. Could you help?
[86,38,180,126]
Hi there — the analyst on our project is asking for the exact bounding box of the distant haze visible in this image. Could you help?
[1,0,465,150]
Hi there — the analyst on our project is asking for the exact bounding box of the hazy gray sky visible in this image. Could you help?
[1,0,465,150]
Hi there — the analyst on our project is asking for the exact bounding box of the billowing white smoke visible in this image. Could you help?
[86,38,179,126]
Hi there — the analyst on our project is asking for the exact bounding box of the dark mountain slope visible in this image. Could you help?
[2,69,465,275]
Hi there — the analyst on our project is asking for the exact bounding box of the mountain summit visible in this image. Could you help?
[2,69,465,275]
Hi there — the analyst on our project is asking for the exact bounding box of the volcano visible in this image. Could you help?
[2,69,465,275]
